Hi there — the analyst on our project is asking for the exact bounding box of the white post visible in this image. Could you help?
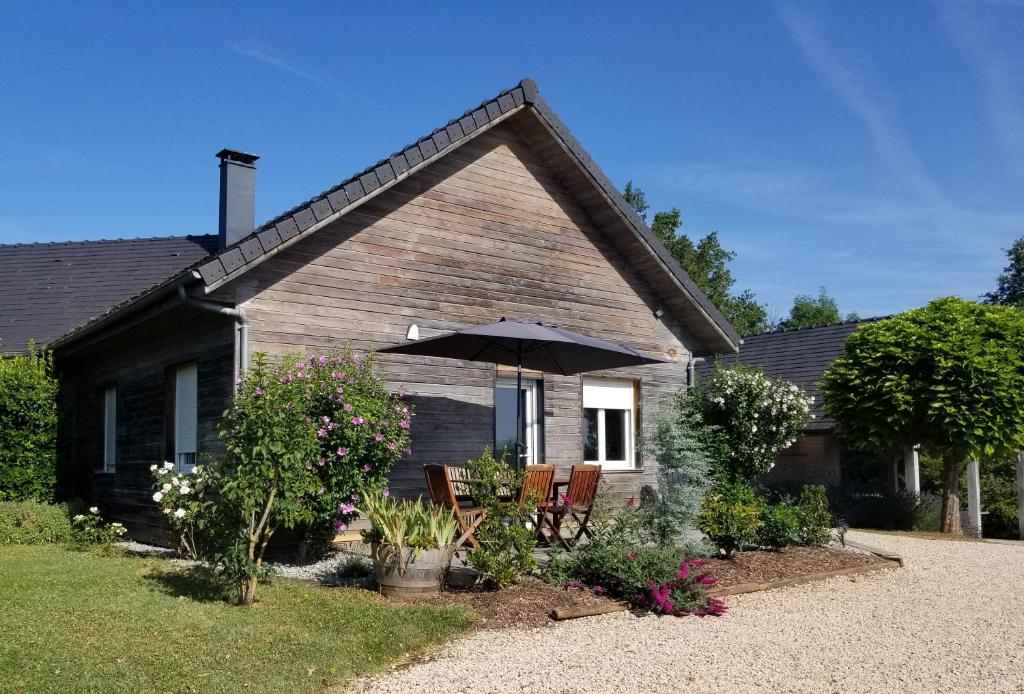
[966,459,982,538]
[1017,452,1024,541]
[904,446,921,495]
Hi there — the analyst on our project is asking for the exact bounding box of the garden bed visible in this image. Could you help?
[425,577,620,630]
[702,545,894,593]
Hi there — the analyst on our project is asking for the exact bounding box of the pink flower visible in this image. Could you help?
[363,464,372,471]
[627,550,638,560]
[317,458,326,467]
[337,448,348,457]
[592,585,605,595]
[336,386,344,394]
[317,428,327,438]
[317,487,325,495]
[306,463,313,470]
[676,563,689,580]
[322,416,330,424]
[387,441,397,450]
[334,520,348,532]
[374,432,384,442]
[382,488,390,497]
[344,404,353,413]
[352,416,365,426]
[559,492,574,507]
[254,387,264,396]
[339,502,356,514]
[402,406,409,415]
[400,420,410,429]
[318,356,327,367]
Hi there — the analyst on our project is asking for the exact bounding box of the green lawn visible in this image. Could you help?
[0,545,473,693]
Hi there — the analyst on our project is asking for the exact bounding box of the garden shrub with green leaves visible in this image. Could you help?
[358,487,457,569]
[797,484,832,546]
[759,503,802,549]
[70,506,127,550]
[149,461,208,559]
[698,364,812,483]
[545,504,724,617]
[464,448,537,588]
[0,346,57,502]
[0,500,72,545]
[698,481,763,557]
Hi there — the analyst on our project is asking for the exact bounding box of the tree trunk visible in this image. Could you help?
[940,454,962,534]
[240,577,257,606]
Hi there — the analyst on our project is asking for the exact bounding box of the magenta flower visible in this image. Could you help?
[592,586,605,595]
[559,492,574,507]
[676,563,689,580]
[333,520,348,532]
[339,502,356,514]
[337,448,348,457]
[362,463,372,471]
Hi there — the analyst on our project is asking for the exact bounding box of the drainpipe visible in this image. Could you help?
[177,285,250,380]
[687,356,706,388]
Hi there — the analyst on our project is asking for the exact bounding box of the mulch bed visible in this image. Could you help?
[702,545,892,589]
[425,577,619,630]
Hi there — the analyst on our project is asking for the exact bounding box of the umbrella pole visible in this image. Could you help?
[515,361,523,470]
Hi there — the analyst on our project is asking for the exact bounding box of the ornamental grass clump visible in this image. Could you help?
[358,487,458,570]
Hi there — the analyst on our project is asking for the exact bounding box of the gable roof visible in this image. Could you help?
[696,317,888,429]
[50,79,741,355]
[0,235,218,355]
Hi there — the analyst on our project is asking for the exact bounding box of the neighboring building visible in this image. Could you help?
[3,79,741,540]
[698,319,885,488]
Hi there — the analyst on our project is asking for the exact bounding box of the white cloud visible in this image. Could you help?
[228,42,352,100]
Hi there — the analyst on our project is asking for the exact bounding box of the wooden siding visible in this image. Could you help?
[764,431,842,489]
[55,306,234,542]
[218,121,697,500]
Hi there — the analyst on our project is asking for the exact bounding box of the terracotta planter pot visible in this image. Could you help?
[371,543,451,597]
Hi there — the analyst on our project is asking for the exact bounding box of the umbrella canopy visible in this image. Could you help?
[377,318,670,375]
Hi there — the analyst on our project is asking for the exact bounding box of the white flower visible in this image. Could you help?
[149,464,158,472]
[162,461,174,470]
[163,507,172,515]
[179,485,191,496]
[174,508,186,519]
[73,514,85,522]
[162,483,172,492]
[152,492,164,502]
[171,477,180,486]
[88,506,99,514]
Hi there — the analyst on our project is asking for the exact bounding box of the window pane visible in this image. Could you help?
[583,408,599,460]
[494,385,519,463]
[103,387,116,472]
[175,363,198,471]
[604,408,627,461]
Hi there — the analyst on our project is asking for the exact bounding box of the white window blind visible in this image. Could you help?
[103,387,116,472]
[174,363,198,471]
[582,379,635,470]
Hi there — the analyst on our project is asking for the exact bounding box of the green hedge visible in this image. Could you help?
[0,347,58,502]
[0,501,73,545]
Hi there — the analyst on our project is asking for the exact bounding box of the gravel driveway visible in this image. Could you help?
[356,531,1024,694]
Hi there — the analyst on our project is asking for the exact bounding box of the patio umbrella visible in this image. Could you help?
[378,318,670,465]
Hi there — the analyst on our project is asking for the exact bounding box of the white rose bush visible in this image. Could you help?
[698,364,812,483]
[149,461,207,559]
[70,505,127,549]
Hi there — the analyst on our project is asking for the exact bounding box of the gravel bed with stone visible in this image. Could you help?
[355,531,1024,694]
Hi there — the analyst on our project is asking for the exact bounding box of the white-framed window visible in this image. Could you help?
[102,386,116,472]
[174,363,198,472]
[495,376,543,466]
[583,378,636,470]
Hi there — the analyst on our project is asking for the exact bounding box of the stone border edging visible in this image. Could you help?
[842,539,906,567]
[707,553,902,599]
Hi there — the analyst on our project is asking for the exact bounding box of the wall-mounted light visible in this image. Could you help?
[654,308,664,319]
[406,323,420,341]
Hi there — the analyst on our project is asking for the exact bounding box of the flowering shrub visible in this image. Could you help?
[70,506,126,549]
[149,461,208,559]
[290,349,411,547]
[698,482,763,557]
[699,364,812,482]
[545,506,724,617]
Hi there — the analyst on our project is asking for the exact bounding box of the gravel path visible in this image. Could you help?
[356,531,1024,694]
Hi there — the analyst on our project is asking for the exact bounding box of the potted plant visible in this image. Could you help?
[358,488,458,597]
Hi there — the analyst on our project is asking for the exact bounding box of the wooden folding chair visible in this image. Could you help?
[424,464,484,551]
[518,464,555,545]
[549,464,601,549]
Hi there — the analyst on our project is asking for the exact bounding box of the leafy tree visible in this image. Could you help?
[0,345,57,502]
[985,236,1024,307]
[623,183,769,335]
[777,287,858,330]
[821,297,1024,534]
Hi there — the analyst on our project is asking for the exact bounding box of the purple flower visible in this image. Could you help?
[363,463,372,471]
[334,520,348,532]
[306,463,313,470]
[387,441,397,451]
[592,586,605,596]
[339,502,356,514]
[352,416,365,426]
[317,428,327,438]
[337,448,348,457]
[254,387,264,396]
[400,420,410,430]
[322,416,331,424]
[382,488,390,497]
[317,458,326,467]
[374,432,384,442]
[336,386,344,394]
[318,356,327,367]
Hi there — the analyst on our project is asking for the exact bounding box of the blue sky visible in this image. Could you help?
[2,1,1022,320]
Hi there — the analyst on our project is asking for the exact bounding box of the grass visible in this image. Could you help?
[0,544,474,693]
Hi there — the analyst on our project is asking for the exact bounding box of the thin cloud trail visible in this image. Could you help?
[228,42,352,100]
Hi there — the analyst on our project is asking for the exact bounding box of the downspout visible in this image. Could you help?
[687,356,706,388]
[177,285,249,381]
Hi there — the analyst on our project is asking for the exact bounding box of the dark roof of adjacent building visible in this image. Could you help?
[0,235,218,355]
[40,78,741,355]
[696,317,889,430]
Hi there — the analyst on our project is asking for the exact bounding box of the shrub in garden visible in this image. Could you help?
[545,506,724,617]
[70,506,127,549]
[646,391,714,545]
[0,500,72,545]
[698,364,811,483]
[698,482,763,557]
[797,484,832,546]
[759,503,801,549]
[0,346,57,502]
[463,448,537,588]
[149,461,208,559]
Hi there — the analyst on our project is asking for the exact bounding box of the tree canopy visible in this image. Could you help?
[821,297,1024,532]
[622,181,770,335]
[984,236,1024,307]
[778,287,859,330]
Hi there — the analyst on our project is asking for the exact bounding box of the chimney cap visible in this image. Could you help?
[216,149,260,165]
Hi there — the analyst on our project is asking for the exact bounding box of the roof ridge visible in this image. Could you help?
[744,315,892,338]
[0,234,215,249]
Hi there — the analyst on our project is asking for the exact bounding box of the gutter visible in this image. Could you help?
[687,356,706,388]
[176,285,249,380]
